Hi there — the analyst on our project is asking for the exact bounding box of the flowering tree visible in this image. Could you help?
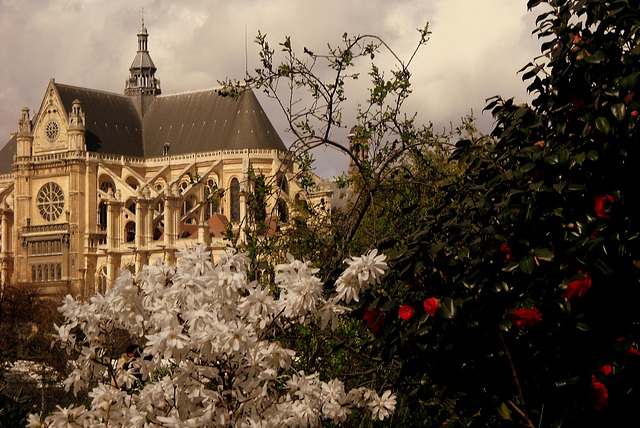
[28,245,394,427]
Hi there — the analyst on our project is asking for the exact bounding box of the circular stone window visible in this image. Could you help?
[37,182,65,222]
[45,120,60,142]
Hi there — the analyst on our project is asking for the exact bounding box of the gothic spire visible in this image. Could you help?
[125,19,161,116]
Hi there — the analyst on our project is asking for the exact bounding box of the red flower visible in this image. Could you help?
[496,242,512,261]
[562,272,592,299]
[625,347,640,357]
[594,194,614,219]
[597,365,612,376]
[363,307,383,334]
[399,305,415,320]
[423,297,440,316]
[632,110,639,117]
[507,308,542,328]
[591,378,609,410]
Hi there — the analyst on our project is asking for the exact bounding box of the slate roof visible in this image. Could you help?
[56,84,144,156]
[0,135,16,174]
[0,84,287,174]
[143,87,287,156]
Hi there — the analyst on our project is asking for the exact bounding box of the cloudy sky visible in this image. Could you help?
[0,0,545,177]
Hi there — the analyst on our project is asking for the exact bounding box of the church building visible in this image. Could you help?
[0,22,333,297]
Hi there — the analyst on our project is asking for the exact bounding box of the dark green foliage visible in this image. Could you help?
[366,1,640,426]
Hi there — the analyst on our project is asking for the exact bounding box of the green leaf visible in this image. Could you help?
[497,402,512,420]
[534,248,554,262]
[595,117,611,134]
[611,103,627,121]
[553,182,567,193]
[620,71,640,91]
[585,50,605,64]
[576,322,591,332]
[595,258,614,275]
[519,256,536,274]
[519,162,536,173]
[572,152,586,165]
[440,297,455,319]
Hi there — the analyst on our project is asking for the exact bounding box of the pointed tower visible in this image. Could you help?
[124,19,161,117]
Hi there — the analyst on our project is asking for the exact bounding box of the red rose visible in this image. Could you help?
[591,378,609,410]
[507,308,542,328]
[594,194,614,219]
[562,273,591,299]
[632,110,639,117]
[399,305,415,320]
[423,298,440,316]
[363,307,383,334]
[597,365,612,376]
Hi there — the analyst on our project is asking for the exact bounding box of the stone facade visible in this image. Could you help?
[0,23,333,297]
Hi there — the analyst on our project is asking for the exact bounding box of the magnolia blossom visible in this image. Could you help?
[335,249,387,303]
[29,244,392,427]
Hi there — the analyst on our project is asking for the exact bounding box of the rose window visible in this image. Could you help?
[45,120,60,142]
[37,182,65,222]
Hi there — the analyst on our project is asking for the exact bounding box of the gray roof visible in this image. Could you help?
[0,84,287,173]
[56,84,144,157]
[0,135,16,174]
[143,87,287,156]
[130,51,156,71]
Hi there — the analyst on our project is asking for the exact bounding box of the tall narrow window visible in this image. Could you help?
[97,266,107,294]
[125,222,136,243]
[230,178,240,223]
[277,199,288,223]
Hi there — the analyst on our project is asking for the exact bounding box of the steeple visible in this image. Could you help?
[125,19,161,117]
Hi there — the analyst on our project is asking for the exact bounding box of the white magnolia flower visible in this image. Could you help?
[335,249,388,303]
[367,389,397,421]
[38,246,394,427]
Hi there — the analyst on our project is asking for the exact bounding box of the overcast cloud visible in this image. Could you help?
[0,0,544,177]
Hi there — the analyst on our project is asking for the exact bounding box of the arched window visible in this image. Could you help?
[97,266,107,294]
[205,179,220,219]
[181,196,197,225]
[127,201,137,214]
[278,174,288,195]
[276,199,288,223]
[100,179,115,195]
[126,177,139,190]
[98,201,107,231]
[153,201,164,241]
[230,178,240,223]
[56,264,62,281]
[125,221,136,243]
[31,266,36,282]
